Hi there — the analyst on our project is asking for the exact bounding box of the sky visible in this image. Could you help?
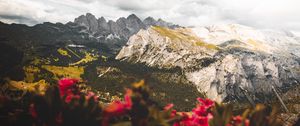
[1,0,300,35]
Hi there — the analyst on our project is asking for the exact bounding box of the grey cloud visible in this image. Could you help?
[0,14,39,25]
[0,0,300,34]
[75,0,96,3]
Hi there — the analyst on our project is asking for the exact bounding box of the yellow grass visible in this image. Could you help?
[57,48,71,57]
[23,66,40,82]
[70,52,98,66]
[152,26,219,50]
[42,65,84,80]
[7,79,48,95]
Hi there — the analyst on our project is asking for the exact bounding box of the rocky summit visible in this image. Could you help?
[73,13,179,51]
[1,13,300,110]
[0,13,178,54]
[116,24,300,103]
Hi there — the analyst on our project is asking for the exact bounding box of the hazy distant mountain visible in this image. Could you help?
[0,13,179,54]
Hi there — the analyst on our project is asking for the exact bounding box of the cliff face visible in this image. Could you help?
[116,25,300,102]
[0,13,179,54]
[74,13,179,40]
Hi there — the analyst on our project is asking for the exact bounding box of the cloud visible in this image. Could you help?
[0,0,300,34]
[0,14,39,24]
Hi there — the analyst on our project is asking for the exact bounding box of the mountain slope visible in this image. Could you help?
[0,13,179,54]
[116,25,300,102]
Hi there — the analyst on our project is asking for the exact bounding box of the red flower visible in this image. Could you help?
[104,101,128,116]
[197,98,214,108]
[103,89,133,116]
[64,94,80,103]
[85,91,98,102]
[58,78,79,96]
[245,119,250,126]
[176,113,213,126]
[164,103,174,111]
[124,89,132,109]
[29,104,38,119]
[232,115,243,124]
[175,98,214,126]
[193,105,208,116]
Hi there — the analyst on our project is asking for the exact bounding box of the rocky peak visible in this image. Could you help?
[74,15,88,27]
[86,13,98,33]
[74,13,98,33]
[127,14,139,20]
[116,25,300,103]
[143,16,156,26]
[72,13,180,51]
[98,16,106,23]
[97,17,109,33]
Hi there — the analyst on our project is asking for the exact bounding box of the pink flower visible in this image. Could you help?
[102,89,133,125]
[232,115,242,124]
[164,103,174,111]
[29,104,38,119]
[194,115,211,126]
[193,105,208,116]
[58,78,79,96]
[123,89,132,109]
[104,101,128,116]
[85,91,98,102]
[197,98,214,108]
[64,94,80,103]
[175,98,215,126]
[164,104,177,118]
[176,113,212,126]
[103,89,133,117]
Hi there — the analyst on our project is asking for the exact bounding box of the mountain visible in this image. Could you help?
[1,12,300,110]
[0,13,179,54]
[0,14,202,111]
[116,24,300,103]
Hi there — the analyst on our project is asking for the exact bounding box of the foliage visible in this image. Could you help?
[23,66,41,82]
[41,65,84,80]
[0,78,298,126]
[152,26,219,50]
[69,52,98,66]
[57,48,71,57]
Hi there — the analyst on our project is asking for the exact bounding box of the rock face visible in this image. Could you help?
[116,25,300,102]
[0,13,179,54]
[73,13,179,53]
[73,13,179,41]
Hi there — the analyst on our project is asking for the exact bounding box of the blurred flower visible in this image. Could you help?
[124,89,132,109]
[58,78,78,96]
[104,101,126,116]
[164,103,174,111]
[29,103,38,119]
[232,115,242,124]
[197,98,214,108]
[193,105,208,116]
[103,89,132,116]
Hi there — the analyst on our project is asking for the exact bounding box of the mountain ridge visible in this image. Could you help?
[0,13,179,54]
[116,25,300,102]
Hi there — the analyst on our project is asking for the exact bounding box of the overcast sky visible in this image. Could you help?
[1,0,300,34]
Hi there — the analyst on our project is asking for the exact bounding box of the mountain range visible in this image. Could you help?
[116,24,300,102]
[0,13,300,110]
[0,13,178,53]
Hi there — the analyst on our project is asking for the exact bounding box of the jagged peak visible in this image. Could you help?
[157,18,165,22]
[86,13,95,17]
[98,16,106,23]
[127,14,140,20]
[117,17,126,22]
[144,16,155,21]
[107,20,115,24]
